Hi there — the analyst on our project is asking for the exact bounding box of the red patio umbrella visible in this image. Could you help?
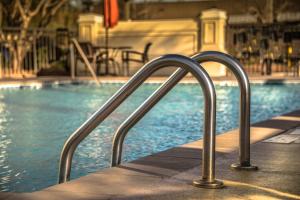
[103,0,119,74]
[104,0,119,28]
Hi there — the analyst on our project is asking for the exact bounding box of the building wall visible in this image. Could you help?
[130,0,300,21]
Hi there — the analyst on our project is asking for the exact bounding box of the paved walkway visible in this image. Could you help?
[1,110,300,199]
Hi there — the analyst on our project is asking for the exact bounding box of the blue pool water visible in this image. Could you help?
[0,82,300,192]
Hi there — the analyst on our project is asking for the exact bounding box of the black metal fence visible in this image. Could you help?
[2,23,300,78]
[226,22,300,76]
[0,28,72,78]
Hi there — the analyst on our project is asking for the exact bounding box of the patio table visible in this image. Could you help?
[94,46,132,75]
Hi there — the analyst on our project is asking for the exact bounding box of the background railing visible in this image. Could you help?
[2,22,300,78]
[0,28,74,78]
[226,22,300,77]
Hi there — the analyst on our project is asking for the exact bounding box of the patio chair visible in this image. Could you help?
[121,42,152,76]
[97,49,121,76]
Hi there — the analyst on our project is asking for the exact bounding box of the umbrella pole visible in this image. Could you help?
[105,27,109,75]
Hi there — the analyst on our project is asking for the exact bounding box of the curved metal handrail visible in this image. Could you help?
[58,54,223,188]
[111,51,257,171]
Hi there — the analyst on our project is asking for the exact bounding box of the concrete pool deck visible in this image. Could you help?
[1,110,300,200]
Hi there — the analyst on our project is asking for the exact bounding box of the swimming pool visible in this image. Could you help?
[0,82,300,192]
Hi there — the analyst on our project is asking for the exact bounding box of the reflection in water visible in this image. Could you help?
[0,95,11,192]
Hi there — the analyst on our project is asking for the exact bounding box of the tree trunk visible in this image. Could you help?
[3,0,67,76]
[265,0,274,23]
[12,19,30,74]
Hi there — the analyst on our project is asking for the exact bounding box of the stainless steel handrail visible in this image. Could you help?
[194,52,257,170]
[71,38,100,85]
[111,51,257,172]
[58,54,223,188]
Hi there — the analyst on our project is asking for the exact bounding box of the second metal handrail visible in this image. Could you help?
[58,54,223,188]
[111,51,258,171]
[70,38,100,85]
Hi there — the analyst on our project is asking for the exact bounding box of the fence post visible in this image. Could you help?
[33,30,38,73]
[0,52,2,79]
[70,43,75,80]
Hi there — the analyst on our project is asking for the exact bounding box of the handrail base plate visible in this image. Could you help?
[231,163,258,171]
[192,179,224,189]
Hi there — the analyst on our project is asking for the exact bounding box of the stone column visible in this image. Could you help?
[200,9,227,77]
[78,14,103,45]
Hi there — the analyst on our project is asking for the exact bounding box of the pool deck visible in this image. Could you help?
[1,109,300,199]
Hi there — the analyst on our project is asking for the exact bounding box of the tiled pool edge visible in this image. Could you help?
[2,109,300,200]
[2,76,300,89]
